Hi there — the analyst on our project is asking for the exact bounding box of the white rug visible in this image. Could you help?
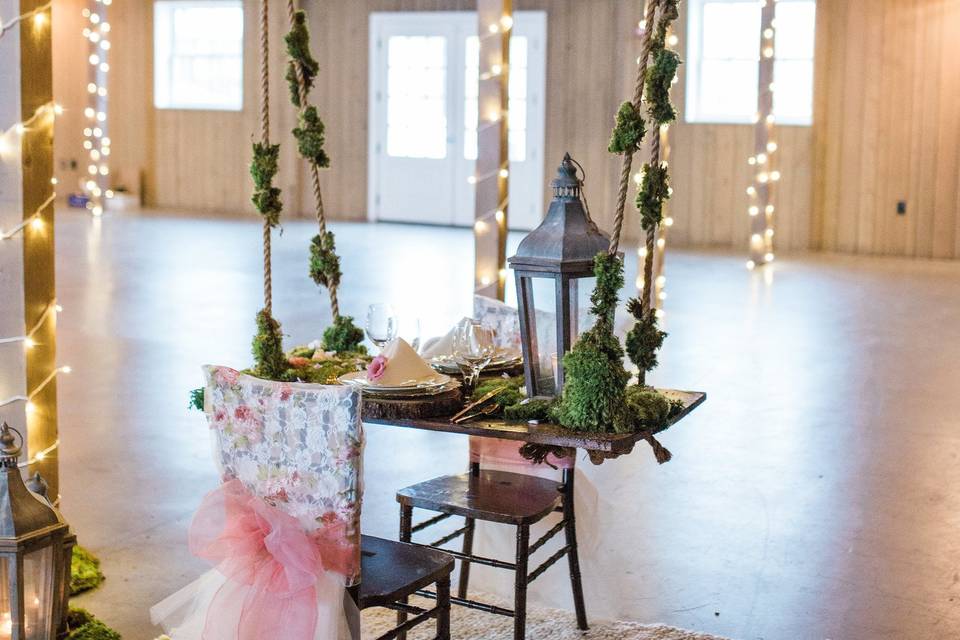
[361,596,731,640]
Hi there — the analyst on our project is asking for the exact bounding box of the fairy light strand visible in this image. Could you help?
[0,0,52,40]
[0,366,71,412]
[0,192,56,239]
[746,0,778,269]
[0,300,61,348]
[81,0,113,217]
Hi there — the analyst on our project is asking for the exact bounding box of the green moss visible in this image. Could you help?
[281,351,368,384]
[293,106,330,168]
[635,162,671,231]
[624,298,667,375]
[471,376,524,409]
[63,607,121,640]
[309,232,342,290]
[250,142,282,227]
[504,398,555,422]
[652,0,680,51]
[70,546,105,596]
[321,315,365,353]
[620,386,674,431]
[607,101,646,154]
[552,253,631,433]
[645,48,681,124]
[188,387,204,411]
[284,10,319,107]
[252,309,287,380]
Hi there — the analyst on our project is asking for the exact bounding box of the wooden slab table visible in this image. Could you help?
[363,388,706,460]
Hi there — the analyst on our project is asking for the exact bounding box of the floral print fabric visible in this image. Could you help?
[202,365,364,586]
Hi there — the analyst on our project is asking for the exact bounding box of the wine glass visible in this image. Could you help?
[453,321,497,394]
[400,316,422,353]
[366,303,398,350]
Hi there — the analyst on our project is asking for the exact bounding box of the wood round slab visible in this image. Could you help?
[361,388,464,421]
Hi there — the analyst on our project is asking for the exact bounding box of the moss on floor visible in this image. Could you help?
[62,607,121,640]
[70,546,105,596]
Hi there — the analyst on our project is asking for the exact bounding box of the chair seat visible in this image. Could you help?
[359,535,454,609]
[397,469,563,525]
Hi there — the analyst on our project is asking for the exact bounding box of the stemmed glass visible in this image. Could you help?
[453,321,497,394]
[366,303,398,350]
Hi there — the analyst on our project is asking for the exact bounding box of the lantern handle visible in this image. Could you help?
[0,422,23,465]
[568,156,600,236]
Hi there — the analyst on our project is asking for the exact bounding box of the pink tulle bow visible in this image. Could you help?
[188,479,347,640]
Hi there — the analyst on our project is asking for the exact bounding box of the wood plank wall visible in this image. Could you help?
[813,0,960,258]
[50,1,960,256]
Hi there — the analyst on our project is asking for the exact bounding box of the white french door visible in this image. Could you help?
[368,11,546,230]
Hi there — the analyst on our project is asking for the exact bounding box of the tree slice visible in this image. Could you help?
[361,388,464,421]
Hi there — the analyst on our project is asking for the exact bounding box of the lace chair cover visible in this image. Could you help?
[203,365,364,585]
[150,366,363,640]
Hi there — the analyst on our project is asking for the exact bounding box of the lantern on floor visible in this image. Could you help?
[508,153,613,397]
[0,423,73,639]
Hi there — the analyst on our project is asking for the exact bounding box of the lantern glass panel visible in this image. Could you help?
[23,546,54,639]
[526,276,558,394]
[0,556,10,640]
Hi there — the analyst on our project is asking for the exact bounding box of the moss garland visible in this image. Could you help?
[636,161,671,231]
[252,309,287,380]
[624,297,667,375]
[293,106,330,168]
[250,142,282,228]
[284,10,318,108]
[607,101,646,155]
[309,231,341,290]
[645,48,681,124]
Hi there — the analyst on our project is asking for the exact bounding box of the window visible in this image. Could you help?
[385,36,448,159]
[154,1,244,111]
[464,35,529,162]
[685,0,816,125]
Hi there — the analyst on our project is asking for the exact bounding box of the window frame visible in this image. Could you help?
[684,0,815,126]
[153,0,245,112]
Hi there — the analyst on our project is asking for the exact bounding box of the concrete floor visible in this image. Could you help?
[54,210,960,639]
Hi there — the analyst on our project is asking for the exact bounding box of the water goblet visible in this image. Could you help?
[453,321,497,395]
[366,303,398,350]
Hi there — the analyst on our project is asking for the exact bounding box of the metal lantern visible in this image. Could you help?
[0,423,72,640]
[508,153,613,397]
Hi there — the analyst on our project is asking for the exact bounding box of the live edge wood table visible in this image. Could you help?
[362,388,707,462]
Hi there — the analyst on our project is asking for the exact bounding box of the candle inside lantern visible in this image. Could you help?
[0,611,11,639]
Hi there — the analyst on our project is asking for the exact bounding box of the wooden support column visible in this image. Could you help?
[0,0,59,496]
[747,0,777,268]
[473,0,511,301]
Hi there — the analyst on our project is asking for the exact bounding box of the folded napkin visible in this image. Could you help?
[367,338,437,386]
[420,317,472,359]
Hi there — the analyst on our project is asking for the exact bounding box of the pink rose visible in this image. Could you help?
[367,355,388,381]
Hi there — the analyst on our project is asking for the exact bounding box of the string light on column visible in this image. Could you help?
[472,0,512,299]
[81,0,112,217]
[0,0,52,40]
[746,0,778,269]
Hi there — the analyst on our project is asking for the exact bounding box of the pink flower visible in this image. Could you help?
[216,367,239,386]
[234,405,253,422]
[278,384,293,401]
[367,355,388,381]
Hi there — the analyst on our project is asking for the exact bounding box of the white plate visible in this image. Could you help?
[338,371,452,391]
[357,380,461,399]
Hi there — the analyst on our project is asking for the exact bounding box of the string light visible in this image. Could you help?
[0,1,51,40]
[0,193,56,240]
[746,1,778,268]
[81,0,111,218]
[0,366,71,411]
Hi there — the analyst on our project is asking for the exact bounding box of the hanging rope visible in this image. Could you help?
[608,0,660,256]
[260,0,273,314]
[285,0,340,320]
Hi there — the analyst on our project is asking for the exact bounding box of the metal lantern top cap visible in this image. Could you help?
[0,422,64,543]
[508,153,611,274]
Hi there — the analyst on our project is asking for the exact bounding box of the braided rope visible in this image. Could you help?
[640,131,661,316]
[286,0,340,320]
[609,0,660,255]
[260,0,272,314]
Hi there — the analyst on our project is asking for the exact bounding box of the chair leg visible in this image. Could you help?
[562,469,588,630]
[514,524,530,640]
[436,574,451,640]
[398,504,413,640]
[458,517,475,599]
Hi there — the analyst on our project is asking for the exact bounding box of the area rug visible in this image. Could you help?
[361,595,731,640]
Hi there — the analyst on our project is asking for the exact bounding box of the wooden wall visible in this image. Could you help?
[812,0,960,258]
[50,1,960,256]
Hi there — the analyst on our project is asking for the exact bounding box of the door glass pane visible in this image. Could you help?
[464,35,528,162]
[386,36,448,159]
